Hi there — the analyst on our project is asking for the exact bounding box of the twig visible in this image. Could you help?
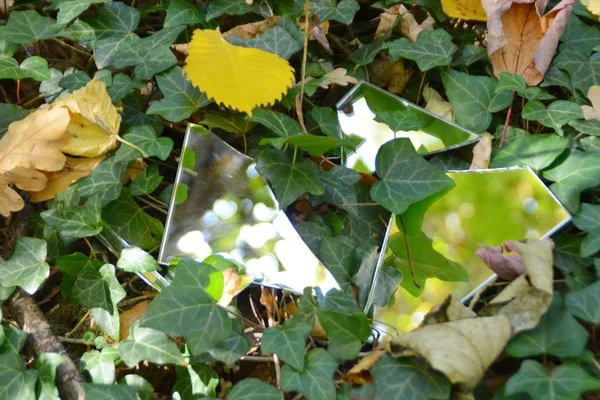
[398,216,419,289]
[298,0,311,111]
[137,196,168,215]
[65,311,90,338]
[249,295,266,328]
[58,337,88,345]
[499,103,513,148]
[120,294,154,307]
[239,355,274,362]
[273,354,282,389]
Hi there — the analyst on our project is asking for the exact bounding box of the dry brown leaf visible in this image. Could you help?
[29,155,105,203]
[483,0,575,85]
[0,0,14,14]
[470,132,493,170]
[223,16,280,39]
[53,78,121,157]
[260,287,276,317]
[423,85,453,121]
[217,268,243,307]
[123,158,147,184]
[371,56,413,94]
[422,295,477,326]
[0,174,25,217]
[298,14,331,52]
[119,300,152,340]
[396,5,435,43]
[317,68,358,89]
[342,347,385,384]
[582,85,600,121]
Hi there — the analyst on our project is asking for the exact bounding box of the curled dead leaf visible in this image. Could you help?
[217,268,243,307]
[423,85,453,121]
[469,132,493,170]
[119,300,152,340]
[582,86,600,121]
[310,68,358,89]
[298,14,331,52]
[123,158,147,184]
[476,242,526,280]
[483,0,575,85]
[422,295,476,326]
[388,4,435,43]
[223,16,280,39]
[342,347,385,384]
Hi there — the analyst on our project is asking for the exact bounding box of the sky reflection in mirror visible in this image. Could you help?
[159,125,338,294]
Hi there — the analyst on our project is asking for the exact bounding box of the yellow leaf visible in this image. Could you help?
[423,85,453,121]
[123,158,147,184]
[441,0,487,21]
[582,85,600,121]
[28,155,105,203]
[183,29,295,115]
[53,78,121,157]
[0,174,24,217]
[470,132,493,170]
[582,0,600,18]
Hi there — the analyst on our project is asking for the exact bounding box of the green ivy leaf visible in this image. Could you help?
[0,352,36,400]
[312,166,361,215]
[119,321,184,367]
[0,238,49,295]
[195,317,251,365]
[308,106,342,138]
[256,149,324,208]
[263,134,355,156]
[80,347,120,384]
[129,164,163,196]
[569,119,600,137]
[261,318,312,371]
[164,0,205,27]
[57,253,113,311]
[496,72,527,96]
[370,266,403,308]
[147,66,211,122]
[83,383,137,400]
[116,247,159,273]
[251,108,304,137]
[506,294,588,358]
[373,109,426,132]
[319,235,359,290]
[565,281,600,323]
[59,19,96,45]
[102,189,164,250]
[122,92,164,133]
[41,200,102,240]
[206,0,260,20]
[371,355,451,400]
[119,375,153,400]
[49,0,110,26]
[505,360,600,400]
[2,11,61,44]
[522,100,583,135]
[59,70,91,91]
[295,221,332,254]
[572,203,600,257]
[350,39,386,65]
[554,49,600,95]
[370,139,454,214]
[200,111,255,134]
[172,364,218,399]
[310,0,360,24]
[0,56,50,81]
[36,353,64,400]
[228,16,303,60]
[281,348,337,400]
[108,74,145,102]
[140,260,232,356]
[342,185,390,247]
[77,157,127,206]
[0,104,29,131]
[441,69,513,132]
[581,136,600,151]
[560,15,600,55]
[115,125,174,163]
[543,149,600,212]
[89,264,126,341]
[491,134,569,171]
[387,229,469,296]
[229,379,282,400]
[451,44,488,67]
[388,29,457,71]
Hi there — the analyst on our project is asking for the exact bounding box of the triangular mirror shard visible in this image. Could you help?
[158,124,339,294]
[336,81,480,173]
[375,167,571,334]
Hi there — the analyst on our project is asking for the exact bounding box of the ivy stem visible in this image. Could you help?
[398,215,420,290]
[499,103,513,148]
[292,145,298,166]
[298,0,311,117]
[416,71,427,105]
[64,311,90,338]
[116,136,149,158]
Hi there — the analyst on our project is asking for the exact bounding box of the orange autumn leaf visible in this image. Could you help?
[483,0,575,85]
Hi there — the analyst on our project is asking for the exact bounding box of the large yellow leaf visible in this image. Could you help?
[29,155,105,203]
[442,0,487,21]
[582,0,600,18]
[53,78,121,157]
[183,29,295,115]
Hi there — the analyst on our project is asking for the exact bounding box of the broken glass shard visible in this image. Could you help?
[375,167,571,334]
[157,124,339,294]
[336,81,479,173]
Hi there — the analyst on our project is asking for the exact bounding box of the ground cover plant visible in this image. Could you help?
[0,0,599,399]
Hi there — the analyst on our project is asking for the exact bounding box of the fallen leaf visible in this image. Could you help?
[395,5,435,43]
[217,268,243,307]
[0,173,24,217]
[476,242,526,280]
[371,56,413,94]
[183,29,295,115]
[29,155,105,203]
[422,85,453,120]
[483,0,575,85]
[260,287,276,317]
[342,347,385,384]
[581,0,600,18]
[470,132,493,170]
[317,68,358,89]
[581,85,600,121]
[123,158,147,184]
[53,78,122,157]
[223,16,280,39]
[422,295,476,326]
[119,300,152,341]
[298,14,331,52]
[442,0,487,21]
[0,0,14,14]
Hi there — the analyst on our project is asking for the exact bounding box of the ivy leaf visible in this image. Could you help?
[522,100,583,135]
[451,44,488,67]
[0,56,50,81]
[261,318,312,371]
[350,39,386,65]
[506,360,600,400]
[2,11,61,44]
[229,378,282,400]
[0,352,37,400]
[206,0,260,20]
[441,69,513,132]
[36,353,64,400]
[49,0,110,26]
[80,347,120,384]
[554,49,600,95]
[41,200,102,240]
[197,317,251,365]
[83,383,137,400]
[102,189,164,250]
[565,281,600,323]
[114,26,185,80]
[147,66,211,122]
[0,104,29,131]
[342,185,390,247]
[370,266,403,308]
[114,125,174,163]
[256,149,324,209]
[506,294,588,358]
[228,16,303,60]
[89,264,126,341]
[129,164,163,196]
[116,247,159,273]
[0,237,49,295]
[92,33,138,70]
[120,375,153,400]
[560,15,600,55]
[572,203,600,257]
[201,111,255,134]
[373,109,426,132]
[281,348,337,400]
[312,166,361,215]
[141,260,232,356]
[107,74,145,102]
[119,321,184,367]
[388,29,457,71]
[319,235,359,290]
[370,139,454,214]
[295,221,332,254]
[265,135,356,156]
[122,92,163,133]
[59,19,96,45]
[172,364,219,399]
[85,1,139,38]
[308,106,342,138]
[59,70,91,91]
[371,355,451,400]
[164,0,205,28]
[250,108,304,137]
[491,134,569,171]
[543,149,600,212]
[310,0,360,24]
[77,157,127,206]
[496,72,527,96]
[569,119,600,137]
[57,253,113,311]
[387,229,469,296]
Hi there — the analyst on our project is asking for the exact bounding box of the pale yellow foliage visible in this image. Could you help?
[183,29,295,115]
[53,78,121,157]
[470,132,493,170]
[582,0,600,18]
[442,0,487,21]
[582,85,600,121]
[423,85,453,121]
